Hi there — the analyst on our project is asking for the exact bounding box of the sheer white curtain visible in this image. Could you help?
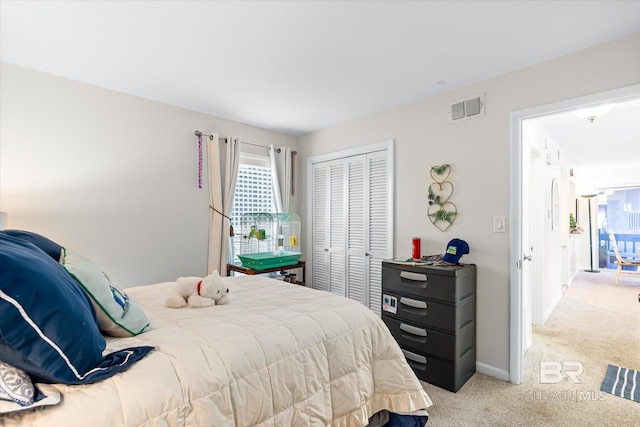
[268,144,292,213]
[208,133,240,275]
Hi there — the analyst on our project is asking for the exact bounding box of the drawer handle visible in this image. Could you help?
[400,323,427,337]
[400,271,427,282]
[402,349,427,365]
[400,297,427,309]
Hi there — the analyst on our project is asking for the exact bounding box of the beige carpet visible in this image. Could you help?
[421,269,640,427]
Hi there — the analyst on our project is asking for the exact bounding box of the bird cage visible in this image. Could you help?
[273,212,301,253]
[235,212,301,270]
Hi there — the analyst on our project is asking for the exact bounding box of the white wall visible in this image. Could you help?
[0,62,299,287]
[298,33,640,378]
[578,166,640,192]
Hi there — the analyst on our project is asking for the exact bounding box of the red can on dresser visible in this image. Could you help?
[412,237,421,259]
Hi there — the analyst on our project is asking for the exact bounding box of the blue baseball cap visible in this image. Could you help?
[441,238,469,264]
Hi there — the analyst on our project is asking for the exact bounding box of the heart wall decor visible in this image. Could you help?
[427,164,457,231]
[430,164,450,183]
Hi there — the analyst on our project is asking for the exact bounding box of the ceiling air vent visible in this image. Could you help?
[448,93,485,123]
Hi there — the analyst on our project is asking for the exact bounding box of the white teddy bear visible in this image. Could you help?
[165,270,230,308]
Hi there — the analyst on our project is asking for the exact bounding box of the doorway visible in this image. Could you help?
[598,187,640,270]
[509,84,640,384]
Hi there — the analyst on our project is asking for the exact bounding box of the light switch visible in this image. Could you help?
[493,216,506,233]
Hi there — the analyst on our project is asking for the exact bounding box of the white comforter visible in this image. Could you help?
[4,275,432,426]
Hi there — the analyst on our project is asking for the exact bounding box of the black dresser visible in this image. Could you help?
[381,261,476,392]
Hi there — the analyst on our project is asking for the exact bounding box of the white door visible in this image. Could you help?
[521,133,534,353]
[365,151,392,316]
[344,151,391,315]
[311,163,329,292]
[346,155,367,306]
[328,161,347,296]
[311,159,346,296]
[308,141,394,314]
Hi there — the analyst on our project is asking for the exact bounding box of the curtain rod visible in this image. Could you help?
[194,130,297,154]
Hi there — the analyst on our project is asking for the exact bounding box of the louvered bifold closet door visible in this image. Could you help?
[311,164,329,292]
[346,156,366,307]
[309,141,393,314]
[311,160,346,295]
[366,150,391,316]
[328,162,346,296]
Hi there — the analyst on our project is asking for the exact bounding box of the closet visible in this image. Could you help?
[309,142,393,316]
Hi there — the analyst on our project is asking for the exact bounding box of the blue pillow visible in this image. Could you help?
[1,230,62,261]
[0,233,153,384]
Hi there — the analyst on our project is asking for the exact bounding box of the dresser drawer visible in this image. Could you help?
[382,264,475,303]
[382,291,475,332]
[383,316,475,362]
[400,346,476,393]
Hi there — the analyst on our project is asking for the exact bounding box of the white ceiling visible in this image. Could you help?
[1,1,639,168]
[534,98,640,171]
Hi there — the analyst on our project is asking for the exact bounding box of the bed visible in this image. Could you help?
[0,231,432,426]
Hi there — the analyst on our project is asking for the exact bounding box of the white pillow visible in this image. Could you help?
[0,361,60,414]
[0,361,34,406]
[0,385,60,414]
[61,247,150,337]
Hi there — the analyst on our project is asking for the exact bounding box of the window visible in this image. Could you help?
[597,186,640,269]
[231,154,274,260]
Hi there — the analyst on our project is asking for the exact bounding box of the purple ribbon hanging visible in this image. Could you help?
[197,134,203,188]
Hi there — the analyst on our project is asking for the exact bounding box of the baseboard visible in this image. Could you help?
[542,292,563,325]
[476,361,510,382]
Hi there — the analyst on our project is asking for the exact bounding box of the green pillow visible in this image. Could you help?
[61,248,150,337]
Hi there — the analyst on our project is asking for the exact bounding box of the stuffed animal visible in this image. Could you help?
[165,270,230,308]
